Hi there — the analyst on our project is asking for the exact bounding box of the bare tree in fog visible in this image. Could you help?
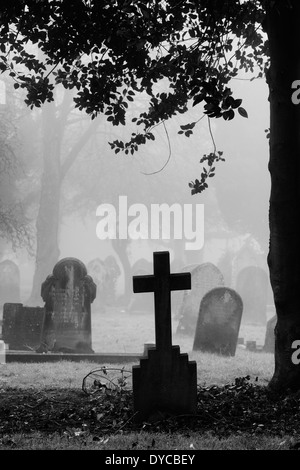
[28,90,100,304]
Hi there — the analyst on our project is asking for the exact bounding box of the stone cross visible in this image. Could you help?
[133,251,191,351]
[132,251,197,422]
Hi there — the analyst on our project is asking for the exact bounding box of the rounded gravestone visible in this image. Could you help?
[232,243,265,286]
[236,266,268,325]
[53,257,87,281]
[39,257,96,353]
[176,262,225,336]
[193,287,243,356]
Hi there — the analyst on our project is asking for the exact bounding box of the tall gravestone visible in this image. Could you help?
[2,303,45,350]
[231,242,265,287]
[236,266,268,325]
[38,258,96,353]
[0,260,21,311]
[193,287,243,356]
[176,262,224,335]
[132,251,197,422]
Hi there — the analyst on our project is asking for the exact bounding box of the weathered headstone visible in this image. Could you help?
[38,258,96,353]
[236,266,268,325]
[176,262,225,335]
[2,303,45,350]
[231,242,265,287]
[263,314,276,353]
[193,287,243,356]
[0,260,21,311]
[132,251,197,422]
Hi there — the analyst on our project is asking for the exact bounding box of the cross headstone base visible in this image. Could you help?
[132,251,197,422]
[133,345,197,422]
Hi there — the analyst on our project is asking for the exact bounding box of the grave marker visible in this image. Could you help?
[38,258,96,353]
[2,303,45,350]
[193,287,243,356]
[132,251,197,421]
[176,262,224,335]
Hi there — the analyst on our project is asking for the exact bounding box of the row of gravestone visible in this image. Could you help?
[130,260,270,330]
[0,255,270,327]
[0,251,277,422]
[0,256,121,314]
[175,262,269,336]
[0,254,276,357]
[131,251,270,421]
[0,258,96,353]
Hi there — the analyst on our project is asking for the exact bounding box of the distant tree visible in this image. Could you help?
[64,114,206,305]
[1,0,300,392]
[0,78,33,255]
[27,89,101,305]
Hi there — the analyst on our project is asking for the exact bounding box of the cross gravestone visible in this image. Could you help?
[176,262,225,335]
[236,266,268,325]
[38,258,96,353]
[0,260,21,311]
[132,251,197,422]
[1,303,45,350]
[193,287,243,356]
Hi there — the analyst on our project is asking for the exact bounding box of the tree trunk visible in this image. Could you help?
[266,0,300,391]
[27,91,97,306]
[28,102,62,305]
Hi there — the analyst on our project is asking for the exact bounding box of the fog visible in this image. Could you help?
[0,71,270,326]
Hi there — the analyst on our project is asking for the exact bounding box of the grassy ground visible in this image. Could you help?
[0,308,282,451]
[0,347,273,389]
[90,306,268,354]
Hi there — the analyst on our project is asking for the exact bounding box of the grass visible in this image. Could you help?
[0,431,292,450]
[0,309,282,451]
[0,348,273,390]
[0,349,278,451]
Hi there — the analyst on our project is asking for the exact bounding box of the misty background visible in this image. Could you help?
[0,70,270,311]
